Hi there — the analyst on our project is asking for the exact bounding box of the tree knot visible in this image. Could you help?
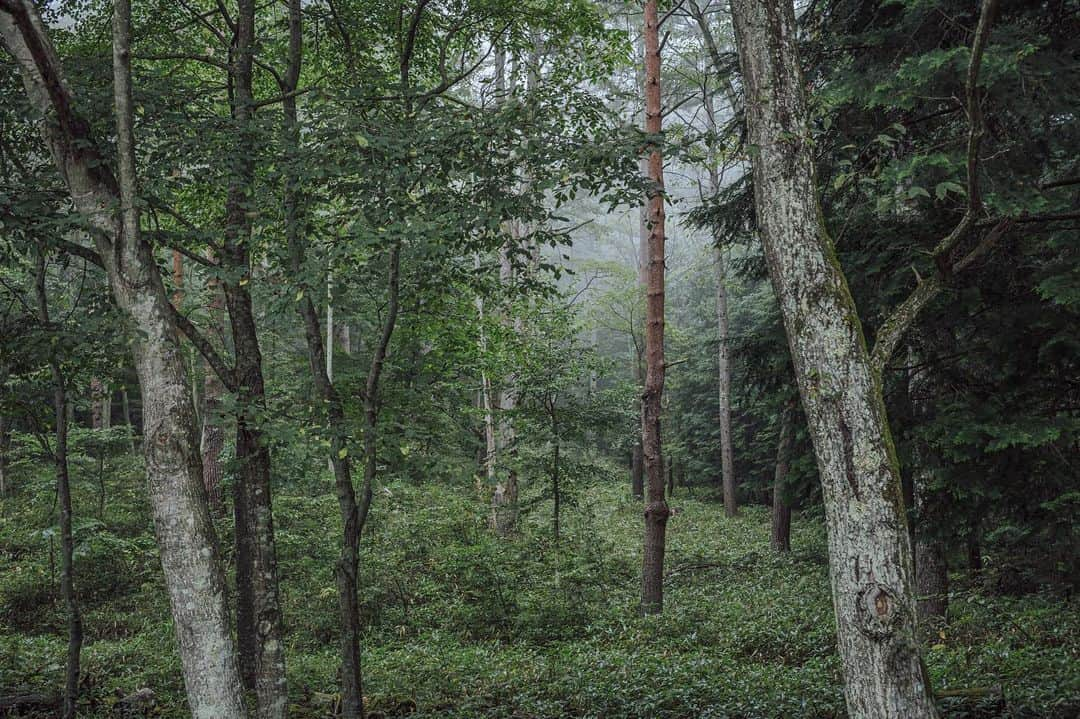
[643,501,671,522]
[854,583,905,640]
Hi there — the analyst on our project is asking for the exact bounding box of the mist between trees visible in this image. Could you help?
[0,1,1077,718]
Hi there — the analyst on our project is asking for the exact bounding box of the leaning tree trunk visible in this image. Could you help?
[34,250,82,719]
[771,401,795,553]
[729,0,939,715]
[639,0,670,616]
[0,5,247,716]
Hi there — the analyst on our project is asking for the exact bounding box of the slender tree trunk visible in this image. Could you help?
[730,0,938,714]
[714,246,735,514]
[551,408,560,541]
[702,90,737,517]
[121,385,136,452]
[771,401,795,553]
[490,56,520,533]
[34,250,82,719]
[220,4,288,714]
[0,5,249,715]
[629,25,648,502]
[201,269,226,515]
[474,253,497,486]
[967,527,983,577]
[280,7,393,708]
[640,0,670,616]
[914,500,949,621]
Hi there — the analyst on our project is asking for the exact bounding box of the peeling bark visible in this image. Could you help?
[729,0,938,715]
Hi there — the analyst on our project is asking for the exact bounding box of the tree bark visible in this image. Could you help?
[280,4,392,709]
[490,57,520,535]
[0,4,248,716]
[474,253,497,489]
[771,401,795,553]
[221,4,288,714]
[200,265,226,516]
[702,87,737,517]
[639,0,670,616]
[34,249,82,719]
[714,245,736,515]
[729,0,939,715]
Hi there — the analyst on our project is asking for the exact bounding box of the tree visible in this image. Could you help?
[0,2,247,716]
[32,248,81,719]
[702,88,737,517]
[771,399,795,553]
[728,0,941,714]
[639,0,670,616]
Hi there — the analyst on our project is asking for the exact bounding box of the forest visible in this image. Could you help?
[0,0,1077,717]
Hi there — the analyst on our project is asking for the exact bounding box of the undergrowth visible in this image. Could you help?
[1,444,1076,717]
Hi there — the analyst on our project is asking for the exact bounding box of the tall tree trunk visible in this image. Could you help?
[221,4,288,715]
[639,0,670,616]
[702,89,737,517]
[967,526,983,577]
[729,0,938,715]
[474,253,497,486]
[490,53,520,535]
[0,4,248,715]
[34,249,82,719]
[771,401,795,553]
[280,5,394,710]
[714,245,735,515]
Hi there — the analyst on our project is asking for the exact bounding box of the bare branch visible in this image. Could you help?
[870,0,1000,375]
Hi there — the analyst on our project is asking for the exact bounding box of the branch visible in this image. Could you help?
[252,83,314,109]
[52,238,104,268]
[1039,176,1080,190]
[929,0,1000,268]
[659,0,688,28]
[137,53,229,70]
[166,303,237,392]
[145,231,218,268]
[870,0,1000,376]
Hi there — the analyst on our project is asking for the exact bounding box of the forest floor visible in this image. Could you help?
[1,441,1077,718]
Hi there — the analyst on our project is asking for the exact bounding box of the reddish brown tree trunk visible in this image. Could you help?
[639,0,670,616]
